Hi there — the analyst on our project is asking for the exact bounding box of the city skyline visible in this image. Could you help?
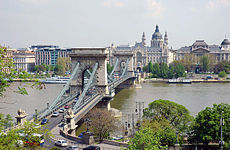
[0,0,229,49]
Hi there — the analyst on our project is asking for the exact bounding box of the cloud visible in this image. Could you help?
[103,0,125,8]
[145,0,165,18]
[207,0,229,11]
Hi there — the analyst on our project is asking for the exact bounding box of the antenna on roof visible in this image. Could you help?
[225,34,227,39]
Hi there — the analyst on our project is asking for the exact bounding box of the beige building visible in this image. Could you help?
[175,39,230,63]
[109,25,174,71]
[1,48,14,73]
[13,50,35,72]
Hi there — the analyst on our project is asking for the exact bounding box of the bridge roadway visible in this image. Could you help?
[41,75,134,148]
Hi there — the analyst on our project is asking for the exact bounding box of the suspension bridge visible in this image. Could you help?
[34,47,136,133]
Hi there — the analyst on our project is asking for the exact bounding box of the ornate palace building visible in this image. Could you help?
[109,25,174,71]
[175,39,230,63]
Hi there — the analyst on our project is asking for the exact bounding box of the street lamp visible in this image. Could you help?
[85,118,91,132]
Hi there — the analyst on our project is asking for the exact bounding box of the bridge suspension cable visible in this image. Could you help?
[38,62,80,119]
[121,59,129,77]
[72,62,98,113]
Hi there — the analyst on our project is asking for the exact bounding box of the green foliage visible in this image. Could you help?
[171,61,186,78]
[125,127,167,150]
[107,63,113,75]
[0,47,15,96]
[214,60,230,74]
[148,61,154,73]
[168,64,175,79]
[152,63,160,78]
[200,55,209,72]
[218,71,227,78]
[189,103,230,146]
[0,114,52,149]
[54,57,71,75]
[142,119,176,146]
[143,61,185,79]
[144,99,193,133]
[159,63,169,78]
[50,147,62,150]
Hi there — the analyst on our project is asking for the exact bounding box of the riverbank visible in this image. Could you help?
[142,78,230,83]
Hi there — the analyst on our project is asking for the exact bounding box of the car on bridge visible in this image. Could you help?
[41,118,48,125]
[64,104,69,109]
[83,146,100,150]
[67,145,79,150]
[51,112,59,117]
[59,108,64,113]
[55,140,68,147]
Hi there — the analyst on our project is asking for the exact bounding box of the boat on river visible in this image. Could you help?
[167,79,192,84]
[42,77,70,84]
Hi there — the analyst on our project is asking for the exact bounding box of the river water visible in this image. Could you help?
[0,82,230,121]
[110,82,230,116]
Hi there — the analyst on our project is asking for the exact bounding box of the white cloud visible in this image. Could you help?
[145,0,165,18]
[103,0,125,8]
[207,0,229,11]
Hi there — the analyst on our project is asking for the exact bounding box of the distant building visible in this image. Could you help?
[175,39,230,63]
[34,46,72,66]
[1,48,14,73]
[109,25,174,71]
[13,50,35,72]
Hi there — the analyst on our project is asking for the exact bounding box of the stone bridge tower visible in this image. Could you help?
[113,50,134,76]
[69,48,109,95]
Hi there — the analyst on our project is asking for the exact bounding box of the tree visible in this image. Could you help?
[180,53,196,72]
[85,108,119,142]
[171,61,186,78]
[200,55,209,72]
[168,64,175,79]
[148,61,154,73]
[152,63,160,78]
[144,99,193,133]
[159,63,169,79]
[214,60,230,74]
[125,127,167,150]
[55,57,71,75]
[141,119,177,146]
[218,71,227,78]
[0,114,51,149]
[188,103,230,147]
[0,46,15,96]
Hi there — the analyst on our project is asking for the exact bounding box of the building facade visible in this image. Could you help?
[34,46,72,66]
[175,39,230,63]
[13,50,35,72]
[109,25,174,71]
[1,48,14,73]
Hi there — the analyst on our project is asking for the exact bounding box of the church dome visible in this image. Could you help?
[221,39,230,46]
[152,25,162,40]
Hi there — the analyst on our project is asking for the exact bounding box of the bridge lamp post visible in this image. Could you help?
[35,109,38,122]
[85,118,91,132]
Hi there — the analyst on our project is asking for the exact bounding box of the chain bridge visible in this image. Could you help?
[35,47,136,133]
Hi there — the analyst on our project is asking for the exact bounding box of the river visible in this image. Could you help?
[0,82,230,121]
[110,82,230,116]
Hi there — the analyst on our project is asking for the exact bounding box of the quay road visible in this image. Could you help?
[41,108,122,150]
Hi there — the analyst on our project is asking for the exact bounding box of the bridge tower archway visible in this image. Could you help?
[113,50,134,76]
[69,48,109,95]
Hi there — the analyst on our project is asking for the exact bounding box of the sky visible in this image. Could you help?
[0,0,230,49]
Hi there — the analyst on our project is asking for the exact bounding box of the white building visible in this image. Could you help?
[13,51,35,72]
[109,25,174,71]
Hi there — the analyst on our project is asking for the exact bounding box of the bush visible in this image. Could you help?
[218,71,227,78]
